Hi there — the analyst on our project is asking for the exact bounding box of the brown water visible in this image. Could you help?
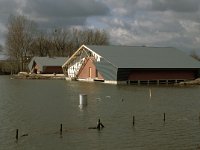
[1,76,200,150]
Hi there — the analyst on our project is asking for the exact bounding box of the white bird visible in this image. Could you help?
[106,96,111,99]
[96,98,101,101]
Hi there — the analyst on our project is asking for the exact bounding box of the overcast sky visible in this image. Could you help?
[0,0,200,53]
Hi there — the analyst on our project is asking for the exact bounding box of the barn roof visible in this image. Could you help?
[28,56,68,71]
[85,45,200,69]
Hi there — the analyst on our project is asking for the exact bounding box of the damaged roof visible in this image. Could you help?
[85,45,200,69]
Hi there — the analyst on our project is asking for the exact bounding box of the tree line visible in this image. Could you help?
[4,15,109,73]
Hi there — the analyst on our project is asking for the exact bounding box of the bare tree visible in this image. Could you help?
[29,31,52,57]
[29,28,109,58]
[6,15,37,71]
[70,28,109,54]
[83,29,109,45]
[51,28,71,56]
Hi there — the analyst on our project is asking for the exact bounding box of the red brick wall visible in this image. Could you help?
[43,66,63,74]
[128,70,196,80]
[78,58,104,80]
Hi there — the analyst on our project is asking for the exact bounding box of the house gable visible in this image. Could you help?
[62,45,107,79]
[77,57,104,80]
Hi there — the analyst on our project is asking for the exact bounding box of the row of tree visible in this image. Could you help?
[29,28,109,57]
[6,15,109,72]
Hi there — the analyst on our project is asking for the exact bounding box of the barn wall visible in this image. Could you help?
[43,66,63,74]
[128,70,197,80]
[117,68,132,81]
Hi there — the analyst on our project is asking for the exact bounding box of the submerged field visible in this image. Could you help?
[1,75,200,150]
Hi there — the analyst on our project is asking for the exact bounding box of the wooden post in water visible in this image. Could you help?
[60,124,62,135]
[163,113,166,122]
[16,129,19,140]
[133,115,135,126]
[97,118,104,130]
[198,112,200,121]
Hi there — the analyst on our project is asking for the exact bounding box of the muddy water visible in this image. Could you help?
[1,76,200,150]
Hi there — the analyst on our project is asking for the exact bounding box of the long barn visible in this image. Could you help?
[62,45,200,85]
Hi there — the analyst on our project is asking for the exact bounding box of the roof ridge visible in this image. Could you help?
[86,45,176,49]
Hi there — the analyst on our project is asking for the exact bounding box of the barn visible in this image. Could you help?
[62,45,200,84]
[29,56,68,74]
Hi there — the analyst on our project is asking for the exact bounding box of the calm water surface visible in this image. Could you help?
[1,76,200,150]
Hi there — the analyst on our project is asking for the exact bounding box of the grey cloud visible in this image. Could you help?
[91,0,200,52]
[23,0,109,21]
[0,0,20,24]
[0,0,20,46]
[172,11,200,23]
[102,0,138,16]
[0,0,18,14]
[38,17,87,30]
[101,13,200,52]
[151,0,200,12]
[20,0,110,29]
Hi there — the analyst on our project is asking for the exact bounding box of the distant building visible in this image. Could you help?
[62,45,200,84]
[29,57,68,74]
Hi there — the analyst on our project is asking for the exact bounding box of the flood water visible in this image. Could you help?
[1,75,200,150]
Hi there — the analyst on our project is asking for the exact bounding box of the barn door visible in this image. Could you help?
[89,67,92,78]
